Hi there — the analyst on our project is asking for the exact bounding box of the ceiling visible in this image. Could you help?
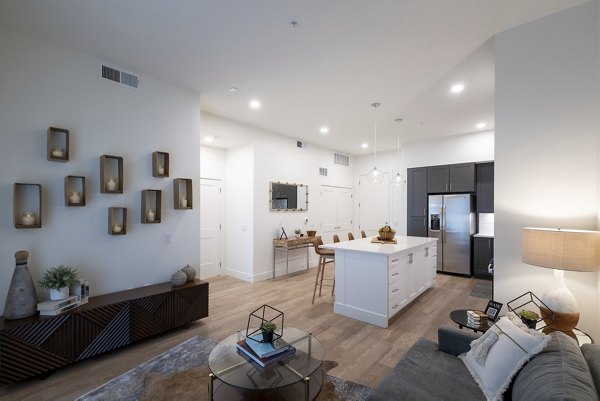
[0,0,587,155]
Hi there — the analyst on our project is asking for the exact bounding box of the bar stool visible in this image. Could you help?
[348,232,355,241]
[312,237,335,304]
[333,234,340,243]
[361,230,367,238]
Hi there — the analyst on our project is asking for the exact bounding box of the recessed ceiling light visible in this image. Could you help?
[205,136,214,143]
[319,126,329,134]
[450,83,465,94]
[229,87,238,93]
[249,99,261,109]
[361,143,369,149]
[476,122,487,129]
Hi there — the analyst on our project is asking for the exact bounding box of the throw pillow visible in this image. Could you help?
[460,312,551,401]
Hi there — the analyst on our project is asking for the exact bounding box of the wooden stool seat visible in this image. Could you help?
[312,237,335,304]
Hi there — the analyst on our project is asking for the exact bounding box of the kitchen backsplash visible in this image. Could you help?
[478,213,494,235]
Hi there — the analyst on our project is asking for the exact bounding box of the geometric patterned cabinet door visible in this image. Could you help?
[0,279,208,385]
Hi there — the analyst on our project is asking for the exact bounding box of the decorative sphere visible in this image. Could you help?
[171,271,187,287]
[181,265,196,281]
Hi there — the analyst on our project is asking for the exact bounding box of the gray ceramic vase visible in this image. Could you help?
[4,250,38,320]
[171,271,187,287]
[181,264,196,281]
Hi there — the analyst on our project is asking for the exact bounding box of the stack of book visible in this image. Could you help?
[37,295,81,316]
[236,335,296,367]
[467,310,488,329]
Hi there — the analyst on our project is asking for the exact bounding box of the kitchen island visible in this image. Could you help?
[321,236,438,328]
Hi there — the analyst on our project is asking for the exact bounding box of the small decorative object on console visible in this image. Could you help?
[306,230,317,237]
[38,265,79,301]
[294,228,302,237]
[181,264,196,281]
[171,270,187,286]
[246,304,284,344]
[4,250,38,320]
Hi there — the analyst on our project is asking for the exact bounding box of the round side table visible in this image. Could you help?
[450,309,492,333]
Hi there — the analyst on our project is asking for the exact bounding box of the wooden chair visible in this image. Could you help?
[361,230,367,238]
[348,232,355,241]
[312,237,335,304]
[333,234,340,243]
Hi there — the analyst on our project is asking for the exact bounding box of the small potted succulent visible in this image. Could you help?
[378,225,396,241]
[260,321,277,343]
[294,228,302,237]
[38,265,79,300]
[518,309,540,329]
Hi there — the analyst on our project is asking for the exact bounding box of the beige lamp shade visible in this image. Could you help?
[522,227,600,272]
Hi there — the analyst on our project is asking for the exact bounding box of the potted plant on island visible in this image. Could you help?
[518,309,540,329]
[261,321,277,343]
[38,265,79,300]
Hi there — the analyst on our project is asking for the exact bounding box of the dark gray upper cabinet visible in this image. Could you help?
[427,165,449,193]
[449,163,476,192]
[476,162,494,213]
[427,163,475,193]
[407,167,428,237]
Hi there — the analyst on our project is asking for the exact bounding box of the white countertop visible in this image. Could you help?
[474,233,494,238]
[321,236,437,255]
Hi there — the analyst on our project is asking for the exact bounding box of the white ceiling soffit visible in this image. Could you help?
[0,0,588,155]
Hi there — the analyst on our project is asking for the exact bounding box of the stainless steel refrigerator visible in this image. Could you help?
[428,194,475,275]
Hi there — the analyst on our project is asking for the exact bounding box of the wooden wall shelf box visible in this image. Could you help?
[13,183,42,228]
[0,279,209,385]
[141,189,162,223]
[174,178,193,209]
[152,151,170,177]
[65,176,86,207]
[47,127,69,162]
[109,207,127,235]
[100,155,124,194]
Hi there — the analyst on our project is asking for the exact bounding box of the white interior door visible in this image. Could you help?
[359,173,391,235]
[200,178,221,278]
[318,185,353,243]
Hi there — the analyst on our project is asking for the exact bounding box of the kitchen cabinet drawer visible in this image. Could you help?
[389,252,410,281]
[388,289,405,316]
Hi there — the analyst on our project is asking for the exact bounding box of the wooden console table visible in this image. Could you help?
[273,236,318,279]
[0,279,208,385]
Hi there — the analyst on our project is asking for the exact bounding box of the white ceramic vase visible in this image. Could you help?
[50,287,69,301]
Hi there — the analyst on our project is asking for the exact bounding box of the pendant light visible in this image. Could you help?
[370,102,383,184]
[393,118,406,187]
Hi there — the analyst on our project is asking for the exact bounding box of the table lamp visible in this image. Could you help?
[522,227,600,340]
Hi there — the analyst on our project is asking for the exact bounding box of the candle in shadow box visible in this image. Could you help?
[4,250,38,320]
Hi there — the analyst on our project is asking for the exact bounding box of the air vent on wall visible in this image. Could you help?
[334,153,350,166]
[100,64,139,89]
[296,140,305,149]
[319,167,328,176]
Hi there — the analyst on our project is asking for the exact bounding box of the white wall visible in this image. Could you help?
[201,112,354,281]
[0,26,202,311]
[353,131,494,234]
[495,1,599,338]
[200,146,226,180]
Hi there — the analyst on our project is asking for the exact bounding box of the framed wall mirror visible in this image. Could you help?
[270,182,308,211]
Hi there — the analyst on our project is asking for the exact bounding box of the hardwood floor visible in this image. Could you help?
[0,269,489,401]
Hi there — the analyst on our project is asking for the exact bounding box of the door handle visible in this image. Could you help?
[449,182,452,191]
[445,183,448,191]
[408,253,413,264]
[423,207,426,216]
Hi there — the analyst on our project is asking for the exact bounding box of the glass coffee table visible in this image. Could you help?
[208,327,324,401]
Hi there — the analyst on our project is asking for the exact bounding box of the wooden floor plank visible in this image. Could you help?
[0,269,488,401]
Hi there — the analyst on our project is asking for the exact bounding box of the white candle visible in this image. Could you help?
[157,165,165,175]
[112,224,122,233]
[69,191,81,204]
[51,148,64,157]
[22,212,35,226]
[106,177,117,191]
[146,209,155,222]
[180,197,187,208]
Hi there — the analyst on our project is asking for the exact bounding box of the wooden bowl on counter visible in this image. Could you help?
[378,230,396,241]
[306,230,317,237]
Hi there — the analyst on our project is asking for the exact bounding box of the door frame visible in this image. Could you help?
[200,177,224,277]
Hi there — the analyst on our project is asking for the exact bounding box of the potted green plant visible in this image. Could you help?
[260,321,277,343]
[294,229,302,237]
[518,309,540,329]
[38,265,79,300]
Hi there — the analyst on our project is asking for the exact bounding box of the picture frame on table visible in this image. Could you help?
[484,300,503,321]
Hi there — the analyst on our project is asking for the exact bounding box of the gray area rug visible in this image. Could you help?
[470,281,493,299]
[76,336,371,401]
